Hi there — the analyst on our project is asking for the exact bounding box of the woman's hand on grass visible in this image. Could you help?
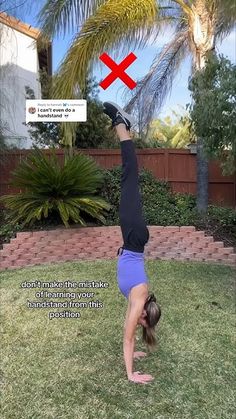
[133,351,147,359]
[128,371,154,384]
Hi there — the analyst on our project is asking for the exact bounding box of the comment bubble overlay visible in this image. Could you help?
[26,100,87,123]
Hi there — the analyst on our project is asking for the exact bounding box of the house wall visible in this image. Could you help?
[0,23,41,148]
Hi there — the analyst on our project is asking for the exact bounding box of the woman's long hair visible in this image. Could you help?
[142,293,161,348]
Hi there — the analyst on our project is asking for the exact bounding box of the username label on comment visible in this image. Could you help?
[26,100,87,123]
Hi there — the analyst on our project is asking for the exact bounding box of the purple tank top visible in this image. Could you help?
[117,249,148,299]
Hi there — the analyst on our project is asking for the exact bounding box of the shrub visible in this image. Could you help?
[99,166,121,225]
[207,205,236,227]
[0,147,111,228]
[174,193,198,225]
[139,169,178,225]
[100,165,197,226]
[195,205,236,239]
[100,166,235,243]
[0,210,23,246]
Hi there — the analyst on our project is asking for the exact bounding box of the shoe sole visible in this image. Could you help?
[104,101,135,127]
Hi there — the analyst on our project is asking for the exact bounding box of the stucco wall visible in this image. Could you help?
[0,23,41,148]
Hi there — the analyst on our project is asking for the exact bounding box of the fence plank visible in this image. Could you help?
[0,148,235,207]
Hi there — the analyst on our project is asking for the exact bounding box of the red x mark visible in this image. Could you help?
[99,52,137,90]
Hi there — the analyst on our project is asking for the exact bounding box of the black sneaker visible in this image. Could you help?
[103,102,134,130]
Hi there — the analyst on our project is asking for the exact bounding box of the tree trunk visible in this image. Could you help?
[189,0,216,213]
[64,145,74,163]
[196,137,209,213]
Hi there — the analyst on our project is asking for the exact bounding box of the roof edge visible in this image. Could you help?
[0,12,41,39]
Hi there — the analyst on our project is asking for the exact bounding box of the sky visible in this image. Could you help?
[6,1,236,119]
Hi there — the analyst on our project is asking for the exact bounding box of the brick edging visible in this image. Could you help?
[0,226,235,270]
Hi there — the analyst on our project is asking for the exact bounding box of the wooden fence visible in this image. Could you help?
[0,148,235,207]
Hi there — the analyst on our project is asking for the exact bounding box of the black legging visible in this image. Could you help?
[118,140,149,254]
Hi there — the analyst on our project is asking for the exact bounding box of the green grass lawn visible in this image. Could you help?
[0,260,235,419]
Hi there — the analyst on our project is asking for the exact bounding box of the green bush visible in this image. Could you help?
[194,205,236,240]
[140,169,178,225]
[100,166,235,240]
[194,205,236,245]
[0,215,23,246]
[100,165,197,226]
[0,147,111,228]
[174,193,198,225]
[207,205,236,227]
[99,166,121,225]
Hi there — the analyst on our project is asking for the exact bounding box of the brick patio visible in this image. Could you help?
[0,226,235,270]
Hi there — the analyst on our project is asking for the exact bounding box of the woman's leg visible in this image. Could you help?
[116,124,149,253]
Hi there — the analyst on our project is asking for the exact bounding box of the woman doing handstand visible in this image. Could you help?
[103,102,161,385]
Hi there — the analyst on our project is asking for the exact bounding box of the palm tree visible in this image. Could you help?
[146,111,194,148]
[38,0,236,212]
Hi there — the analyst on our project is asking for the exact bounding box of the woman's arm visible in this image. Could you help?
[123,336,135,379]
[125,297,146,360]
[123,299,154,384]
[123,299,143,379]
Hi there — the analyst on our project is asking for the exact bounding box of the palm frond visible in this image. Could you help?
[214,0,236,40]
[124,29,189,127]
[67,196,111,223]
[215,21,235,44]
[138,2,184,49]
[52,0,161,98]
[0,147,110,227]
[201,0,236,20]
[173,0,192,14]
[37,0,106,38]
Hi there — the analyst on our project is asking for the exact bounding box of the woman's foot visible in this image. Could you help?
[103,102,135,130]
